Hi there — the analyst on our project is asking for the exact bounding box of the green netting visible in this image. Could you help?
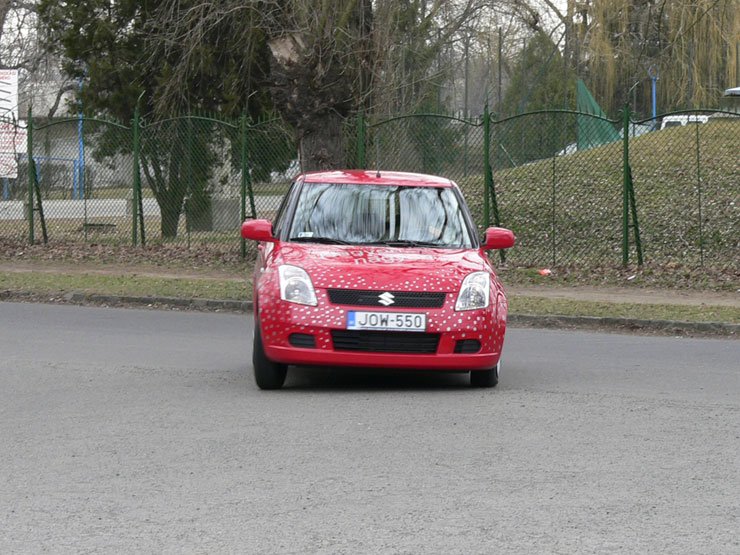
[576,79,620,151]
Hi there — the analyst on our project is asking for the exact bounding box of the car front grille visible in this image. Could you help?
[327,289,446,308]
[330,330,440,354]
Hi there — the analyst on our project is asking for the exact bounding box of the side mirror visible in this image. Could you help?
[241,219,276,242]
[481,227,515,250]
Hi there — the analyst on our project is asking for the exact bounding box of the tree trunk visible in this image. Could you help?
[299,111,347,171]
[161,197,181,238]
[161,141,186,238]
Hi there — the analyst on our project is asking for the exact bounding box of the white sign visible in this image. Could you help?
[0,69,19,120]
[0,120,26,179]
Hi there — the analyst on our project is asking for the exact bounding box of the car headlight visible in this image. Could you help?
[278,265,317,306]
[455,271,490,311]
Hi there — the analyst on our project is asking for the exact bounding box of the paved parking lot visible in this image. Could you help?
[1,302,738,553]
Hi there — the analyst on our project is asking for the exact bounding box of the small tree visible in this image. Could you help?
[37,0,273,238]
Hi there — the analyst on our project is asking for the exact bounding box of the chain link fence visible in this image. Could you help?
[629,112,738,269]
[1,109,736,273]
[488,111,624,267]
[0,114,297,257]
[366,108,738,272]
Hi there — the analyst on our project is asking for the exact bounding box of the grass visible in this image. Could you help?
[0,271,248,300]
[1,270,736,325]
[455,118,739,273]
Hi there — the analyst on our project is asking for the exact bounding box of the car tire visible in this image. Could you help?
[470,363,499,388]
[253,324,287,390]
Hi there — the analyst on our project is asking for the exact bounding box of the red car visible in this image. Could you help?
[241,170,515,389]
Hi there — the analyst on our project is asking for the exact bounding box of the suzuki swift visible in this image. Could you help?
[241,170,515,389]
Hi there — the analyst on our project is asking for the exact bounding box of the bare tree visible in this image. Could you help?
[0,0,73,119]
[151,0,498,170]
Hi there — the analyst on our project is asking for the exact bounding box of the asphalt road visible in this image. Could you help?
[1,302,738,553]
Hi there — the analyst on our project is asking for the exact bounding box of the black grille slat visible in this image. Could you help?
[331,330,440,354]
[328,289,445,308]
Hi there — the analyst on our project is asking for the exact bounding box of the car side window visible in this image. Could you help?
[272,182,299,237]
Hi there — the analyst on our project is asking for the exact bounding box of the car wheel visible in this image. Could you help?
[470,362,499,388]
[253,324,287,390]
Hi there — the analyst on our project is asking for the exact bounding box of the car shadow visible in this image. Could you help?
[282,365,473,391]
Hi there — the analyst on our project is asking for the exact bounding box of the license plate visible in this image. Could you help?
[347,311,426,332]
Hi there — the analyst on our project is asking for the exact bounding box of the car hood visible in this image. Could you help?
[273,243,489,291]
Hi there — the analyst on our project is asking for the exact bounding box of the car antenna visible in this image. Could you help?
[376,169,381,178]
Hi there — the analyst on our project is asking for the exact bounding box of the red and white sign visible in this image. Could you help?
[0,153,17,179]
[0,120,26,179]
[0,121,26,152]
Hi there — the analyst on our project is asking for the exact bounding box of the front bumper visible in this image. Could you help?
[257,289,508,371]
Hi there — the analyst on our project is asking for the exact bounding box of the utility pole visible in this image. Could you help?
[648,66,658,119]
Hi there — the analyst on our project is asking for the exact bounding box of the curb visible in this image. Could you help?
[507,313,738,337]
[64,292,252,313]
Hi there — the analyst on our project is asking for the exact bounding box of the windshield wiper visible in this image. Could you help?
[289,236,353,245]
[366,239,444,248]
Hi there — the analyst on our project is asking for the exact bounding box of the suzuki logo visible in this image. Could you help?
[378,292,395,306]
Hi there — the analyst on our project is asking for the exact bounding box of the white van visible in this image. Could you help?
[660,114,710,130]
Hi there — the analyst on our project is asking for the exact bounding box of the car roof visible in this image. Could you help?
[299,170,455,187]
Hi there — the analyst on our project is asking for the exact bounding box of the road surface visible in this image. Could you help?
[1,302,737,553]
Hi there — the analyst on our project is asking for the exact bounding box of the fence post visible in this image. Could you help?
[185,116,193,247]
[695,122,704,266]
[239,115,256,259]
[26,106,34,244]
[621,104,643,266]
[356,111,366,169]
[551,156,556,267]
[484,104,505,264]
[483,103,491,228]
[622,105,630,266]
[240,116,247,259]
[132,98,141,246]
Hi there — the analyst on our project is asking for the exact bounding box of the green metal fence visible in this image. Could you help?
[365,107,738,271]
[1,110,296,257]
[1,107,737,272]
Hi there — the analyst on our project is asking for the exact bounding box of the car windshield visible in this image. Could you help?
[288,183,473,248]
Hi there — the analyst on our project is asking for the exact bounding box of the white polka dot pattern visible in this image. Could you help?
[253,244,509,364]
